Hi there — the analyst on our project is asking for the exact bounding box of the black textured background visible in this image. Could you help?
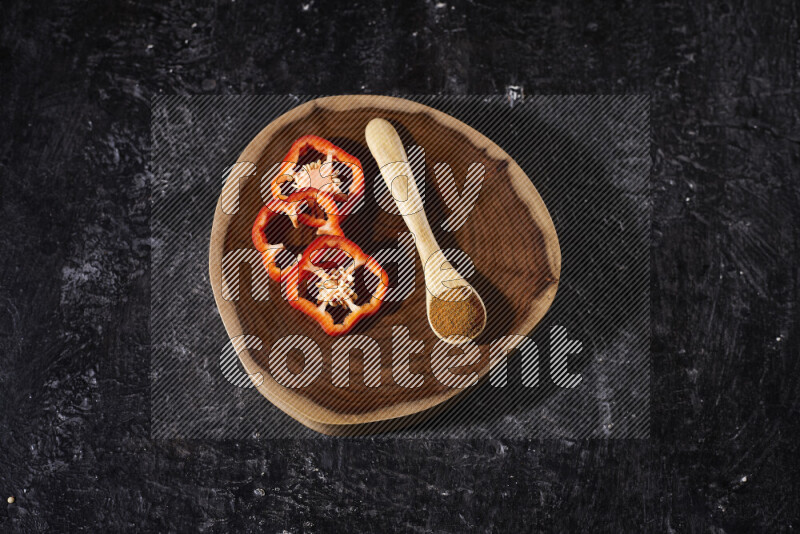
[1,0,798,532]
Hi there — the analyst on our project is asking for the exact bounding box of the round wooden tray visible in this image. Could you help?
[209,95,560,435]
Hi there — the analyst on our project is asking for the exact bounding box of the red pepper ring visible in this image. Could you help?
[251,189,347,283]
[285,189,345,237]
[283,235,389,337]
[251,199,296,282]
[257,188,345,235]
[271,135,365,217]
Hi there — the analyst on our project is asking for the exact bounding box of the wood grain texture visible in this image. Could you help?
[209,95,560,434]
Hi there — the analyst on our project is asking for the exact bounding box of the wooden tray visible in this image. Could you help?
[209,95,560,435]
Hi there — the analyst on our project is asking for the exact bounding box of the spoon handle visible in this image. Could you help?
[365,119,440,263]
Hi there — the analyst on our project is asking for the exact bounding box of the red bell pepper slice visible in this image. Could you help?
[252,188,346,283]
[287,189,345,237]
[251,198,297,283]
[283,235,389,337]
[271,135,365,217]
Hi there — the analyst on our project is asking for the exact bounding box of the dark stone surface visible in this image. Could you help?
[0,0,798,531]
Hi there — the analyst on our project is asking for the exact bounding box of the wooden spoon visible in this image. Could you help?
[365,118,488,344]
